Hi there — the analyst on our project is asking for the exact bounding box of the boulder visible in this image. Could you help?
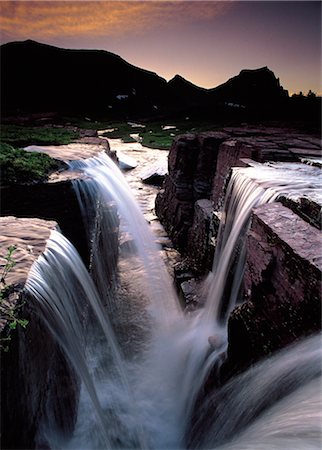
[140,164,167,186]
[118,153,138,170]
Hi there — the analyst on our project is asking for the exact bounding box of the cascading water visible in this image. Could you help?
[189,333,322,450]
[204,160,322,326]
[25,149,321,450]
[69,153,180,326]
[25,229,148,449]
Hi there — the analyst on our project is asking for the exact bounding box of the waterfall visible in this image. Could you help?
[25,230,148,449]
[69,152,180,326]
[204,160,322,326]
[25,150,321,449]
[179,160,322,427]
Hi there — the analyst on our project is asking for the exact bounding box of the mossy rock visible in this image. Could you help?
[0,143,59,185]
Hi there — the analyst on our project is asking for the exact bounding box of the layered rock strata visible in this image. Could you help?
[0,217,79,449]
[155,132,228,254]
[155,127,321,375]
[223,203,322,378]
[156,128,321,274]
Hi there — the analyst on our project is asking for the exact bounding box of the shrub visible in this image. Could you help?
[0,143,59,185]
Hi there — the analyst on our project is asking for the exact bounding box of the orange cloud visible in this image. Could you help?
[0,1,235,40]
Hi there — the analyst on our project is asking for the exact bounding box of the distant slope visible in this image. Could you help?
[1,40,290,119]
[0,40,170,116]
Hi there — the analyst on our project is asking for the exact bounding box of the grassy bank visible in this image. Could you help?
[0,124,79,146]
[65,117,219,149]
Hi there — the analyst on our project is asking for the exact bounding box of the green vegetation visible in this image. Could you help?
[0,143,59,185]
[67,117,220,150]
[0,245,29,353]
[0,124,79,146]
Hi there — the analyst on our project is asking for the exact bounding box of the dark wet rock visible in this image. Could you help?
[187,199,215,271]
[0,217,79,449]
[211,140,251,210]
[222,203,322,378]
[180,278,205,311]
[1,175,91,265]
[155,133,228,251]
[173,260,198,288]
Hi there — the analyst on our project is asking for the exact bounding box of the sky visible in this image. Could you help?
[0,1,321,95]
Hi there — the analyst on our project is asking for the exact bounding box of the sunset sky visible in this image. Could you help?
[1,1,321,95]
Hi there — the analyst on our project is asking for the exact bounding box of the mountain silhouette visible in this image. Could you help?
[209,67,288,107]
[1,40,170,116]
[1,40,289,118]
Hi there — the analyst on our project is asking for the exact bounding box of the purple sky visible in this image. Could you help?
[1,1,321,95]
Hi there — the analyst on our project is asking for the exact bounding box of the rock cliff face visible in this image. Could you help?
[155,127,322,375]
[0,217,79,449]
[1,175,91,263]
[155,132,228,258]
[224,203,322,378]
[156,127,321,272]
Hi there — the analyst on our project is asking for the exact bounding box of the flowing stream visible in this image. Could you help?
[25,144,322,449]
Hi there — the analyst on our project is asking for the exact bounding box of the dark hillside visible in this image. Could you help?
[0,40,170,116]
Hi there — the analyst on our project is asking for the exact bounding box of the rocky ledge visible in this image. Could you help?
[24,135,110,161]
[156,127,321,272]
[0,217,79,450]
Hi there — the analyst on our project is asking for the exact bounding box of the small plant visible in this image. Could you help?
[0,245,29,352]
[0,245,17,284]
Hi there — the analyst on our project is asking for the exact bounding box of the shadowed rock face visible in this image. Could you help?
[155,132,228,253]
[1,176,90,264]
[0,217,79,450]
[223,203,322,378]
